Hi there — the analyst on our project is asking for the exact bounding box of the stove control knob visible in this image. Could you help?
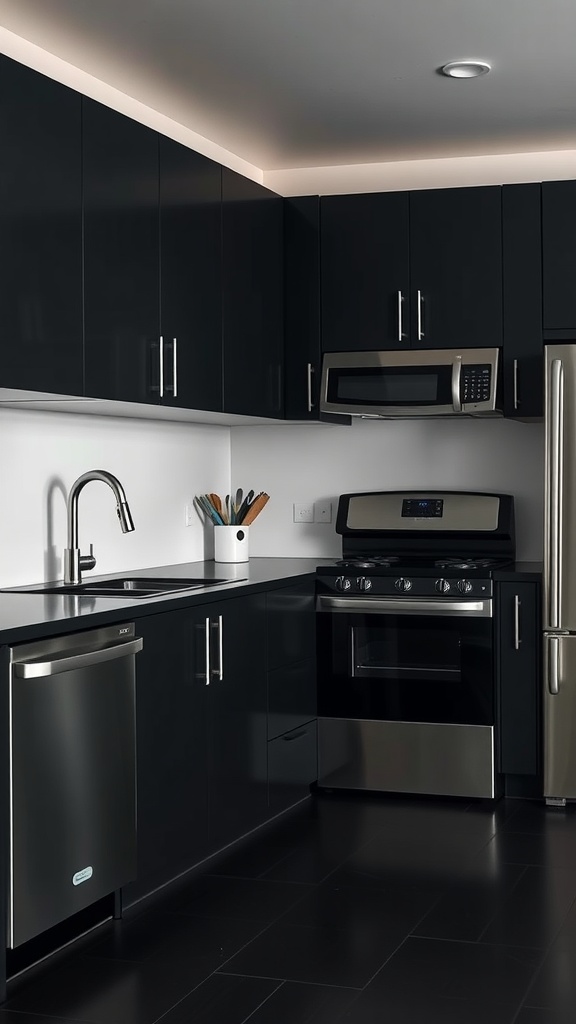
[357,577,373,592]
[395,577,412,593]
[435,578,451,594]
[335,576,352,592]
[457,579,473,594]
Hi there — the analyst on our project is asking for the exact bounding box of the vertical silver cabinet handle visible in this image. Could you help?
[416,290,424,341]
[204,616,210,685]
[307,363,315,412]
[211,615,223,681]
[397,291,405,342]
[172,337,178,398]
[514,595,521,650]
[159,336,164,399]
[513,359,519,410]
[549,636,560,695]
[451,356,462,413]
[549,359,564,630]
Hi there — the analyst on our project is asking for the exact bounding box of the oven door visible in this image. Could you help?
[316,595,494,725]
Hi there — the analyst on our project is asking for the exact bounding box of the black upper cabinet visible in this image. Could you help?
[222,169,284,417]
[542,180,576,332]
[409,187,502,350]
[159,138,223,412]
[284,196,322,418]
[502,184,543,418]
[83,99,160,403]
[321,192,410,352]
[320,186,502,352]
[0,57,83,396]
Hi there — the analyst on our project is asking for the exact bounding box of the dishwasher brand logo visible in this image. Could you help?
[118,628,130,635]
[72,866,93,886]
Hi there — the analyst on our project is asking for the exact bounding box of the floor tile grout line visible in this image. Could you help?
[474,863,531,944]
[239,980,285,1024]
[217,970,363,991]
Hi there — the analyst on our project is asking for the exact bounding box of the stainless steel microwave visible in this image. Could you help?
[320,348,502,418]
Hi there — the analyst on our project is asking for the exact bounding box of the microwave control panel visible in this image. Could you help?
[461,364,492,403]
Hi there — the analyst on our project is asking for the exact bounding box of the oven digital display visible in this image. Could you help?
[402,498,444,518]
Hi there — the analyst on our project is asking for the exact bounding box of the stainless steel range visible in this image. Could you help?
[316,490,515,799]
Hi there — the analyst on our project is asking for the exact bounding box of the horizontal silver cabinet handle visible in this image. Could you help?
[13,637,143,678]
[317,595,492,617]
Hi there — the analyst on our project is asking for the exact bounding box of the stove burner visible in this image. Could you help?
[335,556,400,569]
[434,558,504,570]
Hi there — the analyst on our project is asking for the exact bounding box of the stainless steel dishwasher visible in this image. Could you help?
[8,622,143,948]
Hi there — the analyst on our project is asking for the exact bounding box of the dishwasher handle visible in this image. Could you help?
[14,636,143,678]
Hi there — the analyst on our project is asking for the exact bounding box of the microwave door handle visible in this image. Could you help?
[451,356,462,413]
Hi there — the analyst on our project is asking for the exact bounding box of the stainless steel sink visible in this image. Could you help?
[4,577,243,598]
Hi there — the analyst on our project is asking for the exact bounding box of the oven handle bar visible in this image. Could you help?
[317,595,492,617]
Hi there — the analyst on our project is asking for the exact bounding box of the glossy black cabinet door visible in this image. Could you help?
[83,98,160,403]
[267,580,316,671]
[222,169,284,417]
[542,180,576,331]
[284,197,322,418]
[159,138,223,411]
[497,582,540,777]
[502,184,543,418]
[321,192,410,352]
[0,57,82,395]
[208,593,268,848]
[409,186,503,350]
[134,609,208,885]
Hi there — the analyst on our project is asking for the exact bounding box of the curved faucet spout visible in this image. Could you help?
[64,470,135,585]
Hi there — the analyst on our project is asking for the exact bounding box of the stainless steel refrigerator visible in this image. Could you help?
[544,344,576,804]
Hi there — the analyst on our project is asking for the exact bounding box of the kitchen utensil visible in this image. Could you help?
[242,492,270,526]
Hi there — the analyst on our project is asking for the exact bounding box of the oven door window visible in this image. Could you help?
[317,611,493,725]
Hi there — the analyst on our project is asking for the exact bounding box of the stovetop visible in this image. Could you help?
[330,556,512,573]
[316,555,512,599]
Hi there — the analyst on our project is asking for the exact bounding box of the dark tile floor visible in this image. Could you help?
[5,791,576,1023]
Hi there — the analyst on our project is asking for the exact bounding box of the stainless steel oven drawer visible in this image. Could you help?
[317,718,495,799]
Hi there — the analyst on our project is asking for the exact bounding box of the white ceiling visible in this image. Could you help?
[1,0,576,171]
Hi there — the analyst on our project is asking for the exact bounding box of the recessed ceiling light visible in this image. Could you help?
[440,60,492,79]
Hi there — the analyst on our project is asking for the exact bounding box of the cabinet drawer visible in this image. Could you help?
[268,720,317,813]
[268,658,317,740]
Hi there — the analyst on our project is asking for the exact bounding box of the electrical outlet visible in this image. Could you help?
[293,502,314,523]
[185,503,194,527]
[314,501,333,524]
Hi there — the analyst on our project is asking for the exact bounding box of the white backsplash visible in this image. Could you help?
[0,407,231,587]
[232,417,544,561]
[0,409,544,588]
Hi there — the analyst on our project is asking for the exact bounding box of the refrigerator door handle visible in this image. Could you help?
[548,636,560,695]
[548,358,564,630]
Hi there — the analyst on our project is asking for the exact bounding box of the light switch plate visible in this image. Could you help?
[293,502,314,523]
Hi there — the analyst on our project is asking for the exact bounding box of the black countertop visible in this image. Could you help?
[0,558,329,645]
[0,556,543,645]
[494,561,543,581]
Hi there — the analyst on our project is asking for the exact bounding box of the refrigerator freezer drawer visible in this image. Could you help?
[544,633,576,801]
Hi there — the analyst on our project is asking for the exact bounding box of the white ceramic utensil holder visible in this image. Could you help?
[214,525,250,563]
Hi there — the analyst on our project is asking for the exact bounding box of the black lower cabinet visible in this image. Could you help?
[268,720,318,814]
[496,581,541,778]
[132,608,209,893]
[208,593,268,848]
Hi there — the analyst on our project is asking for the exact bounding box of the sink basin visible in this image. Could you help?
[4,577,243,598]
